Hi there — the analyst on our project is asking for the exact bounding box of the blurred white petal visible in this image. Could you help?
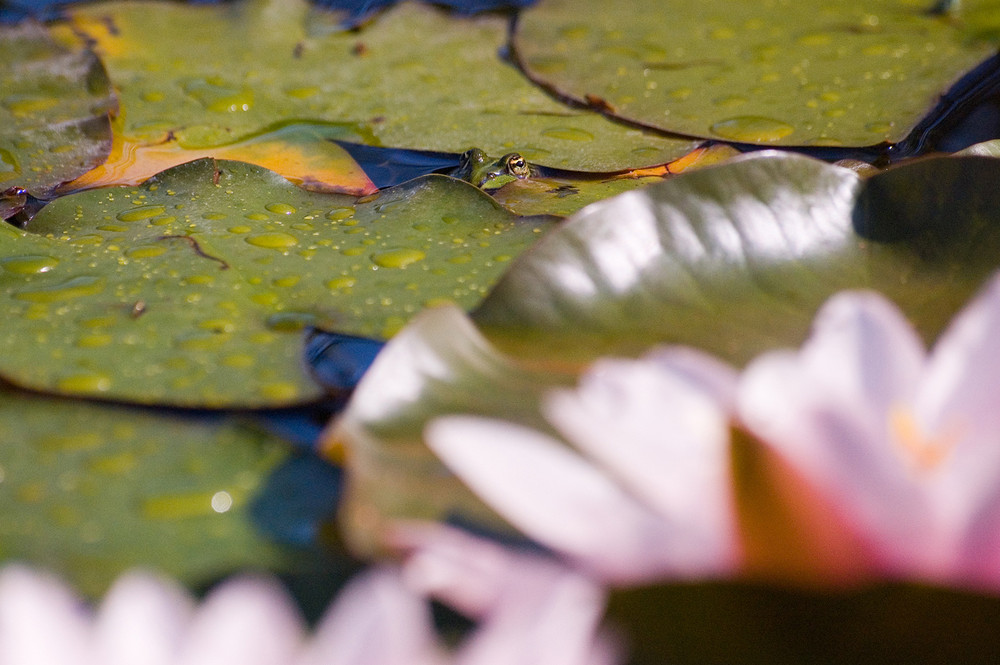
[0,566,92,665]
[545,353,739,575]
[95,571,194,665]
[426,416,702,583]
[175,577,305,665]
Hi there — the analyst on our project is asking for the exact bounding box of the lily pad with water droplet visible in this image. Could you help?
[61,0,698,172]
[61,120,377,196]
[513,0,997,147]
[0,22,114,207]
[13,159,552,407]
[0,388,307,597]
[474,151,1000,368]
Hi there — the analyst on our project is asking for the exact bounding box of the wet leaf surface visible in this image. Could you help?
[10,159,552,407]
[514,0,997,147]
[0,22,113,203]
[63,0,699,172]
[475,152,1000,367]
[0,388,307,597]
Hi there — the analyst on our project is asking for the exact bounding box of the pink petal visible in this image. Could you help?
[175,577,304,665]
[543,353,739,575]
[738,292,936,574]
[95,571,194,665]
[298,568,443,665]
[426,415,709,584]
[0,566,92,665]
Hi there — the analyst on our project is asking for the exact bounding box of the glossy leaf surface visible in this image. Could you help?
[12,160,551,406]
[0,22,113,202]
[476,152,1000,367]
[62,0,698,172]
[514,0,997,146]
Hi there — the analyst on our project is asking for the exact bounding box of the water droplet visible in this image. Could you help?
[327,207,355,221]
[709,27,736,40]
[327,276,356,289]
[244,213,269,221]
[3,95,58,115]
[125,245,167,259]
[866,121,893,134]
[198,319,236,333]
[285,86,319,99]
[372,248,426,268]
[117,205,167,222]
[176,331,231,350]
[712,95,747,108]
[222,354,255,368]
[709,116,794,142]
[246,233,298,249]
[266,312,317,331]
[142,491,228,519]
[542,127,595,142]
[15,276,105,302]
[797,32,832,46]
[265,203,296,215]
[87,452,138,475]
[202,212,227,220]
[211,491,233,513]
[272,275,300,288]
[75,333,113,348]
[1,255,58,275]
[183,78,253,113]
[56,373,112,393]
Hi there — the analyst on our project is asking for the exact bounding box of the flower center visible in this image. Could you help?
[888,406,960,472]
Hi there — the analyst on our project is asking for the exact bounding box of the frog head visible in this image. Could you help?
[452,148,534,190]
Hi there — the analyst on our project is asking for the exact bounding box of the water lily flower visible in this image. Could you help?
[425,347,742,585]
[0,526,617,665]
[738,275,1000,589]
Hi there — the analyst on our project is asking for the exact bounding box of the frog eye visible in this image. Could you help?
[504,153,531,177]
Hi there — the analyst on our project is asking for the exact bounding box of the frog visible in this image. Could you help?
[450,148,535,190]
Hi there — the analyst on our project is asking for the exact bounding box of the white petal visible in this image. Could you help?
[738,292,936,573]
[454,562,614,665]
[175,577,304,665]
[0,566,92,665]
[916,274,1000,533]
[543,354,739,575]
[95,571,194,665]
[426,416,706,583]
[298,568,442,665]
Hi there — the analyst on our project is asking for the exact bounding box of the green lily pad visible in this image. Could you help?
[0,388,296,597]
[474,152,1000,367]
[63,0,699,171]
[322,305,571,556]
[513,0,997,147]
[13,159,552,407]
[0,22,114,201]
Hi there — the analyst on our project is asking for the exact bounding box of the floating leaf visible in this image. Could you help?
[62,121,377,195]
[0,22,113,203]
[10,159,552,407]
[513,0,997,147]
[0,388,303,597]
[62,0,699,171]
[322,305,571,555]
[474,152,1000,367]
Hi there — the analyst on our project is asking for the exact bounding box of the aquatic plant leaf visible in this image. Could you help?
[513,0,997,147]
[321,305,571,555]
[0,388,301,597]
[474,152,1000,367]
[13,159,551,407]
[63,0,698,172]
[62,121,377,196]
[0,22,113,204]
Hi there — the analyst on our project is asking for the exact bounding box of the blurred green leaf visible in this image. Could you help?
[0,388,298,597]
[0,22,113,205]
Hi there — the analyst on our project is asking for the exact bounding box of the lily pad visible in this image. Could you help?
[0,388,299,597]
[513,0,997,147]
[474,152,1000,367]
[62,0,699,171]
[321,305,572,556]
[62,120,377,196]
[13,159,552,407]
[0,22,113,203]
